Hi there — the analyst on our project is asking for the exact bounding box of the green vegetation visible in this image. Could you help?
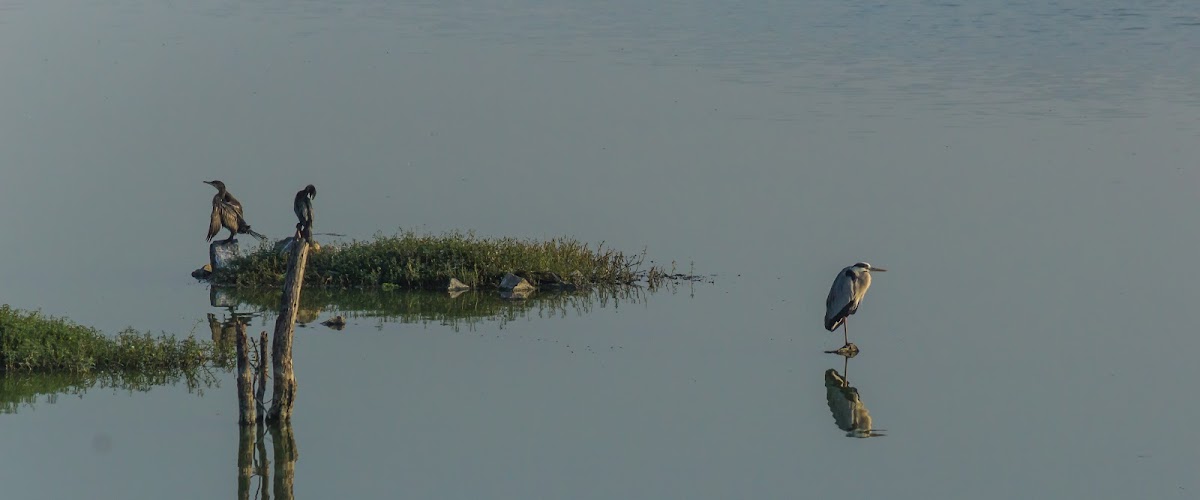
[0,369,222,414]
[208,230,650,289]
[221,287,650,331]
[0,305,233,373]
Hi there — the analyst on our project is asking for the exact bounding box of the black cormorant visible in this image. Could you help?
[203,180,267,243]
[293,184,316,243]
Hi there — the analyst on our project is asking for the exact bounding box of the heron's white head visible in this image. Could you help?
[853,262,887,272]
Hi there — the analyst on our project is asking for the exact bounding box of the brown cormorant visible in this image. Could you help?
[203,180,267,243]
[293,184,316,243]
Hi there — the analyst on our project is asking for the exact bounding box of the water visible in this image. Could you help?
[2,0,1200,498]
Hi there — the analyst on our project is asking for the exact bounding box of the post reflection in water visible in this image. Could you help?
[824,355,885,438]
[208,286,258,343]
[237,423,298,500]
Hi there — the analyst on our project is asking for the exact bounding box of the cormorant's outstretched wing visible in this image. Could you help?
[222,192,245,218]
[206,205,222,242]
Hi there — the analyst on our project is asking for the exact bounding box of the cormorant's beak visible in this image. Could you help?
[870,267,887,272]
[203,181,214,185]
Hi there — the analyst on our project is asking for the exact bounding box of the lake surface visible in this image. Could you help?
[3,0,1200,498]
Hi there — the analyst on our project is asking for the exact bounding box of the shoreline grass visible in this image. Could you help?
[209,230,650,289]
[0,305,233,373]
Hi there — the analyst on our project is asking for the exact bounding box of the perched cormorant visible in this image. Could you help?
[203,180,267,243]
[293,184,316,243]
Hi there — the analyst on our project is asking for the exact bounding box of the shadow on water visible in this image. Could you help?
[0,369,223,414]
[238,423,298,500]
[824,355,886,438]
[211,286,655,331]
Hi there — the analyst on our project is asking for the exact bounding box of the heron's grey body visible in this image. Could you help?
[824,262,886,347]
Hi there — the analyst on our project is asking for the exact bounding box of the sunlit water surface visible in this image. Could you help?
[2,0,1200,498]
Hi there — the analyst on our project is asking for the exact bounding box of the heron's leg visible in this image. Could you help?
[842,319,849,345]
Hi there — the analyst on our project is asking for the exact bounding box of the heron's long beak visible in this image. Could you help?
[870,267,887,272]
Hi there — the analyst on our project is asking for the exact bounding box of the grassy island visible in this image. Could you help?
[208,230,651,289]
[0,305,232,373]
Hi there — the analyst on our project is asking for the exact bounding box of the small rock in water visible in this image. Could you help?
[824,343,859,357]
[321,315,346,330]
[447,278,470,292]
[498,273,534,292]
[191,264,213,279]
[209,240,240,269]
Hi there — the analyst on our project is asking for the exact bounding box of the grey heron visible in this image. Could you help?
[824,262,887,349]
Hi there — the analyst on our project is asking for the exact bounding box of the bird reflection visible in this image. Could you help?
[207,313,254,344]
[824,355,885,438]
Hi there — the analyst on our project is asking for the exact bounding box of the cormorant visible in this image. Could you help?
[203,180,267,243]
[293,184,316,243]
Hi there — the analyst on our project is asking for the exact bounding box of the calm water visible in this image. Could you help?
[3,0,1200,498]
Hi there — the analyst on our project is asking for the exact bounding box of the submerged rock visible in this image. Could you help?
[191,264,213,280]
[209,240,240,269]
[447,278,470,292]
[498,273,534,292]
[500,289,533,300]
[321,316,346,330]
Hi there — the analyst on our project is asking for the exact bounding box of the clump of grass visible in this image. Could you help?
[210,229,646,289]
[0,305,233,373]
[0,369,223,414]
[222,286,649,331]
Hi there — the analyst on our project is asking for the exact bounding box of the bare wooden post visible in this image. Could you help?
[257,331,269,418]
[237,424,255,500]
[267,239,309,423]
[269,423,298,500]
[255,424,272,500]
[235,322,256,425]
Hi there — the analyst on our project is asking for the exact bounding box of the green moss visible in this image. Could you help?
[209,230,646,289]
[0,305,233,373]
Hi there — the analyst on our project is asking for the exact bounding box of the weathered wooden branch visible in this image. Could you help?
[268,423,298,500]
[235,322,256,425]
[255,424,271,500]
[267,238,309,424]
[237,424,255,500]
[257,331,269,417]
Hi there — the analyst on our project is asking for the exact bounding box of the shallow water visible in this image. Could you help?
[3,0,1200,498]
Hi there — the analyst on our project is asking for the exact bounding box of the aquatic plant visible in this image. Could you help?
[208,229,650,289]
[220,287,650,332]
[0,305,233,373]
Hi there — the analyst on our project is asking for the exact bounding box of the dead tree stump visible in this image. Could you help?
[257,331,269,417]
[269,423,298,500]
[237,424,255,500]
[267,238,309,424]
[235,322,256,425]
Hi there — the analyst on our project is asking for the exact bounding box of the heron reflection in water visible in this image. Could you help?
[824,355,886,438]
